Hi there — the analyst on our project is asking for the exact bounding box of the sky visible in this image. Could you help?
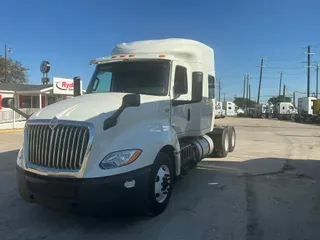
[2,0,320,103]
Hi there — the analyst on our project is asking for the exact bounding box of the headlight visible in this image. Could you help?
[17,147,25,168]
[99,149,142,170]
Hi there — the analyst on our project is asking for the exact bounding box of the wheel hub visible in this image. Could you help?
[154,165,171,203]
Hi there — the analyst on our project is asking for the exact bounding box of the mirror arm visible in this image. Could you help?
[103,93,140,131]
[9,106,32,119]
[103,105,126,130]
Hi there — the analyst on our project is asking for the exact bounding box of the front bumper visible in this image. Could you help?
[16,165,151,214]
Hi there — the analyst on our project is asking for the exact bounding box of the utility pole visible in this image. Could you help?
[316,63,319,98]
[246,73,250,112]
[293,91,296,106]
[278,71,282,98]
[219,78,221,102]
[257,58,265,105]
[4,45,12,83]
[307,45,311,97]
[283,84,286,101]
[243,75,246,100]
[249,84,251,113]
[4,45,7,83]
[223,92,226,102]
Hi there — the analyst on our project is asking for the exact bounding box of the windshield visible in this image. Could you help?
[86,60,170,96]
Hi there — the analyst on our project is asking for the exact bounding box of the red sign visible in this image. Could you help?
[53,77,79,95]
[56,81,74,90]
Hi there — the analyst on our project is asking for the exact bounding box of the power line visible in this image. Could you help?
[286,87,307,95]
[250,76,279,79]
[265,66,305,70]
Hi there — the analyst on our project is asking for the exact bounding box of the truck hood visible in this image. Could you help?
[30,93,170,123]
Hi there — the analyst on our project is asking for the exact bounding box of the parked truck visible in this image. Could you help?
[215,101,226,118]
[223,101,237,116]
[265,103,274,118]
[295,97,317,122]
[249,103,267,118]
[312,98,320,119]
[2,38,236,216]
[273,102,297,120]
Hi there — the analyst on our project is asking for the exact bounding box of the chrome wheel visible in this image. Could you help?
[154,165,171,203]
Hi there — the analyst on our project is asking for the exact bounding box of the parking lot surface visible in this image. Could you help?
[1,118,320,240]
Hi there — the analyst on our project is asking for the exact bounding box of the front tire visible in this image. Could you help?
[147,152,174,216]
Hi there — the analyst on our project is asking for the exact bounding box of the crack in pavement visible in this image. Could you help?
[245,178,263,240]
[244,127,298,240]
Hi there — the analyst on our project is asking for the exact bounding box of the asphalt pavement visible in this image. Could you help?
[1,118,320,240]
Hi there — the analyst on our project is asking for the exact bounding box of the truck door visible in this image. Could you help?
[207,74,215,130]
[171,62,192,136]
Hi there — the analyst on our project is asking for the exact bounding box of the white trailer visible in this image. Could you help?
[295,97,317,122]
[223,101,237,116]
[2,38,236,216]
[297,97,316,115]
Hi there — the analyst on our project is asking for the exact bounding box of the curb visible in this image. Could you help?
[0,129,24,134]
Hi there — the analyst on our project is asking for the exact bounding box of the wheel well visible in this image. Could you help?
[159,145,176,177]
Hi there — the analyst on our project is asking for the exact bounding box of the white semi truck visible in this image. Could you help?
[273,102,297,120]
[215,101,226,118]
[2,38,236,216]
[223,101,238,116]
[249,103,267,118]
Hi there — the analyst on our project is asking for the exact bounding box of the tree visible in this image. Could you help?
[0,56,29,83]
[233,97,256,108]
[268,95,292,105]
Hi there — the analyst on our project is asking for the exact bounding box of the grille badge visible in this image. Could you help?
[49,117,58,130]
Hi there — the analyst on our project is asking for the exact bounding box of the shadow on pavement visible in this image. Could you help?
[1,148,320,240]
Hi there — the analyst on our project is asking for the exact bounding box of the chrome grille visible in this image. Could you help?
[27,124,90,170]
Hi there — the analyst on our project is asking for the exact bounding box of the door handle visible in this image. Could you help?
[187,109,190,121]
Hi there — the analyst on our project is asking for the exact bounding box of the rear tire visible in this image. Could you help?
[147,152,174,216]
[210,127,229,158]
[227,126,236,152]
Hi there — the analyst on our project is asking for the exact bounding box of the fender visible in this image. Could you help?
[83,118,181,178]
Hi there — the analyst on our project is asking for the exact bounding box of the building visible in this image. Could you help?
[0,78,83,129]
[0,83,61,110]
[0,77,84,111]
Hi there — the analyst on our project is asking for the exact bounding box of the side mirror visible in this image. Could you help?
[123,94,141,107]
[191,72,203,102]
[2,97,15,108]
[73,76,81,97]
[1,97,31,119]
